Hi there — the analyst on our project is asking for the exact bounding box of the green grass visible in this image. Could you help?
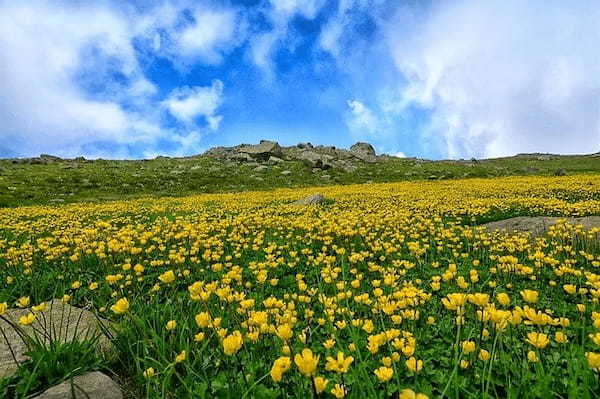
[1,154,600,207]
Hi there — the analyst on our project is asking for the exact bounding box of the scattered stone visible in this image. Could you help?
[321,175,331,180]
[480,216,600,237]
[293,193,327,205]
[253,165,268,172]
[281,170,292,175]
[554,168,567,176]
[32,371,122,399]
[267,156,284,165]
[230,153,253,162]
[0,300,114,378]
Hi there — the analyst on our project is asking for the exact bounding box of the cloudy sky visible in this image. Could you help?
[1,0,599,159]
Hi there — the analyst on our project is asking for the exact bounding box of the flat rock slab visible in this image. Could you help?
[480,216,600,236]
[32,371,122,399]
[0,300,114,378]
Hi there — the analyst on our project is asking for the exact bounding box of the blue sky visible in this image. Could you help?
[1,0,599,159]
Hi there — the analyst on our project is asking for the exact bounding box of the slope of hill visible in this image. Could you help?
[1,140,599,207]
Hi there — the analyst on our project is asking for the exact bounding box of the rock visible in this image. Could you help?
[480,216,600,237]
[267,156,284,165]
[293,193,326,205]
[281,170,292,175]
[39,154,62,162]
[297,151,333,169]
[238,140,283,160]
[230,153,253,162]
[253,165,268,172]
[350,142,377,162]
[0,300,114,378]
[554,168,567,176]
[32,371,122,399]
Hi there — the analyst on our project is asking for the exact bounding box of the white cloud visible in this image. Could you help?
[385,0,600,158]
[346,99,379,135]
[163,80,224,130]
[0,1,240,158]
[0,1,162,157]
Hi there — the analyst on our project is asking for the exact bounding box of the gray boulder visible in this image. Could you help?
[297,151,333,169]
[267,156,284,165]
[350,142,376,160]
[238,140,283,160]
[33,371,122,399]
[293,194,327,205]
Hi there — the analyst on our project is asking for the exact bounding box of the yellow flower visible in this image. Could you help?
[276,324,293,341]
[478,349,490,361]
[496,293,510,307]
[325,352,354,373]
[89,282,99,290]
[460,360,469,369]
[586,352,600,372]
[158,270,176,284]
[461,340,476,354]
[399,389,429,399]
[525,332,549,349]
[111,298,129,314]
[405,357,423,373]
[62,294,71,303]
[555,331,568,344]
[222,331,243,355]
[195,312,212,328]
[520,290,539,304]
[0,302,7,315]
[313,376,328,393]
[175,350,186,363]
[166,320,177,330]
[32,303,48,312]
[563,284,577,295]
[374,366,394,382]
[194,332,205,342]
[16,296,30,308]
[19,313,36,326]
[330,384,346,398]
[143,367,155,378]
[294,348,319,377]
[577,304,586,313]
[270,356,291,382]
[527,351,539,362]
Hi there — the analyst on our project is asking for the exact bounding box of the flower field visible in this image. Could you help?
[2,175,600,398]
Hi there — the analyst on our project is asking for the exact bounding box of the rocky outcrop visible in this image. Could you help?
[238,140,283,160]
[32,371,122,399]
[203,141,383,170]
[296,151,334,169]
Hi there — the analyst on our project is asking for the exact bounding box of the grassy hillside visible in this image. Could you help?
[1,153,599,207]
